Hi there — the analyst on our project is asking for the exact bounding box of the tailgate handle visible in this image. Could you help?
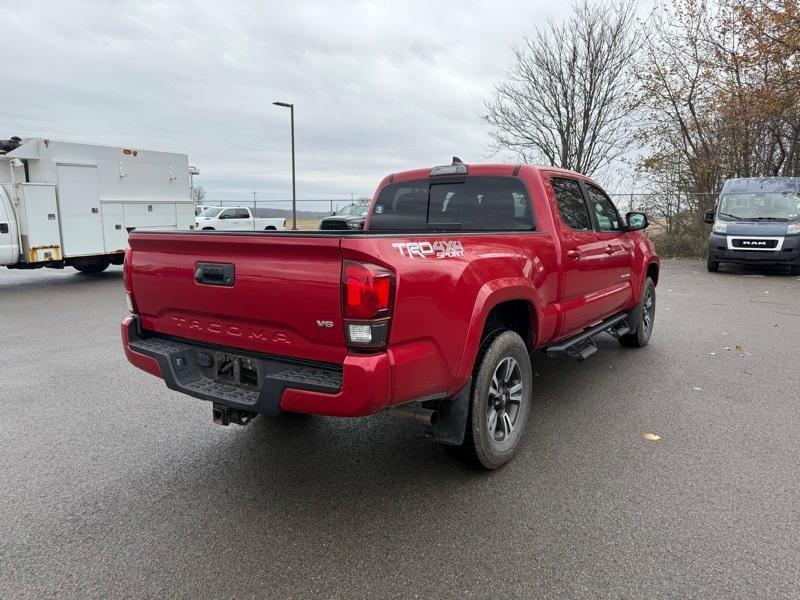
[195,262,235,287]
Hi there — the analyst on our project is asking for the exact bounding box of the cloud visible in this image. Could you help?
[1,0,608,208]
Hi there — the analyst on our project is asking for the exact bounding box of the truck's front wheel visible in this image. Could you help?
[459,331,532,470]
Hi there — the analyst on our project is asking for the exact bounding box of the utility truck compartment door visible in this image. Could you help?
[101,202,128,253]
[17,183,62,263]
[124,202,177,229]
[57,164,102,257]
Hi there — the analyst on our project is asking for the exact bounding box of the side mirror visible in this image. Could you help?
[704,210,715,224]
[626,211,648,231]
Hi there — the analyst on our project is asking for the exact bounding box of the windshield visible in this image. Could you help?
[718,192,800,221]
[200,207,223,218]
[338,205,369,217]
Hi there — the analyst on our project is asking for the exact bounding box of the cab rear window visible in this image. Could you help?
[369,176,535,231]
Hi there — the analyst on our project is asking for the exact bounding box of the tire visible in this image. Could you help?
[73,259,110,274]
[202,227,215,231]
[790,265,800,276]
[619,277,656,348]
[265,226,277,231]
[457,330,533,470]
[707,255,719,272]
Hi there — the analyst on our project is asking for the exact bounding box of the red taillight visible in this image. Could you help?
[342,260,395,350]
[342,260,394,320]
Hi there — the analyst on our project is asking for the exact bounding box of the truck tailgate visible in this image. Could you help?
[128,232,347,364]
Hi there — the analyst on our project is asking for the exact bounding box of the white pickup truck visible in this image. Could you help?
[195,206,285,231]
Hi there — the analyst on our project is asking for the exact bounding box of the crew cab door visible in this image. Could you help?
[0,188,18,265]
[218,208,250,230]
[548,176,612,334]
[581,183,634,314]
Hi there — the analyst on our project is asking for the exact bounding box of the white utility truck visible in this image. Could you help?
[0,137,195,273]
[194,206,286,231]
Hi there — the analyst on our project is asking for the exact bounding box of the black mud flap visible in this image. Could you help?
[428,379,471,446]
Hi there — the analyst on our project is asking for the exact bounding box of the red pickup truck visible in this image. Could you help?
[122,160,659,469]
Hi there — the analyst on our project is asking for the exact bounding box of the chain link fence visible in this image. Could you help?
[196,193,717,255]
[196,198,371,230]
[609,193,716,257]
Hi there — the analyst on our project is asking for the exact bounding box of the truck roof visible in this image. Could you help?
[386,162,598,184]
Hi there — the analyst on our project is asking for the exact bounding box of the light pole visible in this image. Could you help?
[273,101,297,230]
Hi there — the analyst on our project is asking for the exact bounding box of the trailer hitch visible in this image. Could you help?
[212,404,257,427]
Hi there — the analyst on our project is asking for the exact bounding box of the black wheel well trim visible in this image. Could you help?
[646,261,659,286]
[480,299,535,353]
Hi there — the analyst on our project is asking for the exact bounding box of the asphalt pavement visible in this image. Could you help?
[1,260,799,599]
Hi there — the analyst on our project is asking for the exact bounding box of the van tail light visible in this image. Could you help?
[342,260,395,350]
[123,249,139,315]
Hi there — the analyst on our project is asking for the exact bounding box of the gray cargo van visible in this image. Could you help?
[705,178,800,274]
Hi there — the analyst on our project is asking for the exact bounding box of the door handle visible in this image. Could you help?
[567,250,580,260]
[195,262,235,286]
[604,246,614,255]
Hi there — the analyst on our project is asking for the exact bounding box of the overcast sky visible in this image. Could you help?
[1,0,646,208]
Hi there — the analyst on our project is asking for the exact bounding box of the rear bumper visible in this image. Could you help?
[121,317,391,417]
[708,233,800,265]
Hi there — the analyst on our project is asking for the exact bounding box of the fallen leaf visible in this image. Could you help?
[724,347,732,351]
[735,344,744,352]
[692,387,702,391]
[643,433,661,441]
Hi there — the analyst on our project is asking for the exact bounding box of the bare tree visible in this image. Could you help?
[636,0,800,221]
[484,0,639,176]
[192,185,206,203]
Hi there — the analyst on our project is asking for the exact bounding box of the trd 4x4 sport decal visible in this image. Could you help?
[392,240,464,259]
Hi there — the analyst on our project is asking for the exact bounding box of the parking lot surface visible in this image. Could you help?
[1,260,799,599]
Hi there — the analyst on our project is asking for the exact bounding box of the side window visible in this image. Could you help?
[219,209,236,219]
[369,181,429,230]
[585,185,624,232]
[551,178,591,231]
[233,209,249,219]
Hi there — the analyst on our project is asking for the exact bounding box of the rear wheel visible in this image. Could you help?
[619,277,655,348]
[265,226,277,231]
[707,255,719,272]
[73,259,110,274]
[456,330,532,470]
[790,265,800,276]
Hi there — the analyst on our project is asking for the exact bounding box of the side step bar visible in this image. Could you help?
[545,313,630,361]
